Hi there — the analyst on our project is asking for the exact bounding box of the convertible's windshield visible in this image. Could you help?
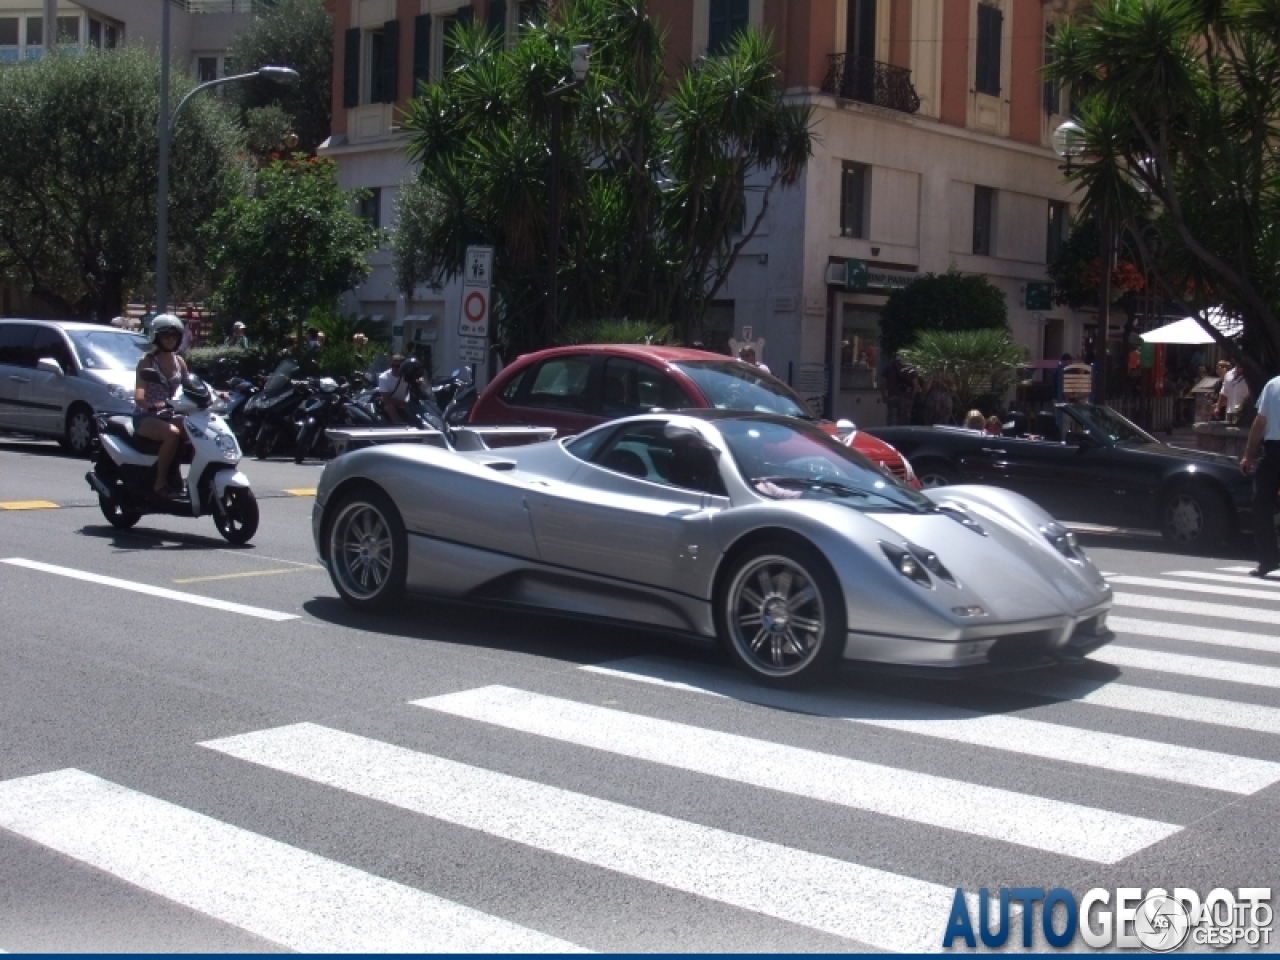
[718,417,934,512]
[672,361,814,420]
[67,330,147,371]
[1066,405,1156,445]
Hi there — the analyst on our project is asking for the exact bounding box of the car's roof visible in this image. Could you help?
[0,318,139,334]
[510,344,732,364]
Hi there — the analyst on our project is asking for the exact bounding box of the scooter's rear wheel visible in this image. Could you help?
[214,487,259,544]
[99,494,141,530]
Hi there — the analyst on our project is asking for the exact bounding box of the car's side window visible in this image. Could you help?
[31,328,75,373]
[593,421,727,496]
[525,357,593,410]
[499,367,530,403]
[601,357,693,416]
[0,323,36,368]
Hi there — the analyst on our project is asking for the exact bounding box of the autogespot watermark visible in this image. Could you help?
[943,886,1274,951]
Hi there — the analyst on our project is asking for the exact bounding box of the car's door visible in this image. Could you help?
[994,421,1121,521]
[503,354,601,436]
[24,326,77,435]
[0,322,37,432]
[526,420,726,591]
[599,356,695,418]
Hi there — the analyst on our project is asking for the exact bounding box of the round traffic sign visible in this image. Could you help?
[463,289,488,323]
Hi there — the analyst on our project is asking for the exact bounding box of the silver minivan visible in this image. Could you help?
[0,319,145,455]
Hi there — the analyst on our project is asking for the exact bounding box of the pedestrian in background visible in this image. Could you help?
[1240,370,1280,578]
[224,322,250,349]
[1216,359,1250,423]
[964,409,985,430]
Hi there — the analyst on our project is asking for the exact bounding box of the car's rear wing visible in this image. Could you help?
[326,425,556,457]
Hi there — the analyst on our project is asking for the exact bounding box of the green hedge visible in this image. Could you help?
[184,343,378,387]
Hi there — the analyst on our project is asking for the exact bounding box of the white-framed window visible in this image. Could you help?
[0,16,18,63]
[975,3,1003,97]
[840,162,870,239]
[973,185,996,256]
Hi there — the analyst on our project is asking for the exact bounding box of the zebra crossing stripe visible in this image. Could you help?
[202,722,976,953]
[1093,645,1280,690]
[1109,616,1280,656]
[1114,592,1280,626]
[581,658,1280,795]
[1163,570,1280,591]
[412,685,1179,864]
[0,769,581,953]
[1110,575,1280,603]
[994,673,1280,736]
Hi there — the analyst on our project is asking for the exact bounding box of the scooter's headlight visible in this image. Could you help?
[215,433,239,459]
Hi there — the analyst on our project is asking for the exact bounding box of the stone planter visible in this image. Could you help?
[1194,421,1247,459]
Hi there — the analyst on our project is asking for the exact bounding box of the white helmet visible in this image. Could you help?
[150,313,184,348]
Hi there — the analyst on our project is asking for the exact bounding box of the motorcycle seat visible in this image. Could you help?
[101,416,164,456]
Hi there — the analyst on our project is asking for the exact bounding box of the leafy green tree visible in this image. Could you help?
[203,156,379,345]
[880,268,1010,357]
[395,0,813,354]
[227,0,333,154]
[0,47,244,319]
[1048,0,1280,390]
[898,328,1027,419]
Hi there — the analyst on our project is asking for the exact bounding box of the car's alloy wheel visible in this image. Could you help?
[914,460,954,489]
[64,406,95,457]
[326,489,407,609]
[719,542,845,685]
[1160,484,1226,550]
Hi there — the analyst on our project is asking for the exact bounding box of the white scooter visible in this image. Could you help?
[86,373,259,544]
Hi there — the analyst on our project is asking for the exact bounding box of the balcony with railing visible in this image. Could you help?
[821,54,920,115]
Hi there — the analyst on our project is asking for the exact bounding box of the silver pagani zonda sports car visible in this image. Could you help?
[313,411,1113,685]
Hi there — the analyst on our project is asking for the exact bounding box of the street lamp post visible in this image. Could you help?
[544,43,590,346]
[153,43,299,313]
[1051,119,1112,404]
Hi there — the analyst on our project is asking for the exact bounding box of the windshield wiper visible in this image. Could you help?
[754,475,869,498]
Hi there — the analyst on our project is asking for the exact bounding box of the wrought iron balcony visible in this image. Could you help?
[822,54,921,115]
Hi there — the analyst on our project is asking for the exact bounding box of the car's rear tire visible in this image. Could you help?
[1160,481,1228,551]
[914,459,956,489]
[62,404,96,457]
[325,487,408,610]
[715,539,846,687]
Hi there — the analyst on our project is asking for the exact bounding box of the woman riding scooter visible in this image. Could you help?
[133,314,188,498]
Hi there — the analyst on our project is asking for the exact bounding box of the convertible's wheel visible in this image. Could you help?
[62,404,96,457]
[214,487,259,545]
[1160,482,1227,551]
[98,493,141,530]
[914,459,955,489]
[716,540,846,686]
[326,488,407,610]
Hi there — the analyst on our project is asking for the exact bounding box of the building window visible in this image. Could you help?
[708,0,749,56]
[1046,200,1067,264]
[0,17,17,63]
[197,56,219,84]
[358,187,382,230]
[56,15,78,45]
[1042,24,1062,115]
[840,162,869,239]
[975,3,1003,97]
[973,185,995,256]
[26,15,42,49]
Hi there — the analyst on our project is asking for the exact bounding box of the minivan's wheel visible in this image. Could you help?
[62,404,96,457]
[914,459,955,489]
[716,540,846,686]
[1160,481,1227,551]
[213,487,259,544]
[325,488,407,610]
[99,493,141,530]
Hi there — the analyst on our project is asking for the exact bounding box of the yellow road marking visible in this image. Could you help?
[174,565,322,584]
[0,500,60,510]
[282,488,317,497]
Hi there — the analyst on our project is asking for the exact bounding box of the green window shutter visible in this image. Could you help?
[413,13,432,87]
[975,5,1003,96]
[343,27,361,108]
[489,0,506,43]
[382,18,400,103]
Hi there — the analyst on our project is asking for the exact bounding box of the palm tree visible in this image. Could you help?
[898,329,1027,421]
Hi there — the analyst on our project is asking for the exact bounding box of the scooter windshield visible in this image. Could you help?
[262,359,299,396]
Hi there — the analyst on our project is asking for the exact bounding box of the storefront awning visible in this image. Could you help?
[1139,308,1241,344]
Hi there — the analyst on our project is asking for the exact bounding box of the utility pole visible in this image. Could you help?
[155,0,172,313]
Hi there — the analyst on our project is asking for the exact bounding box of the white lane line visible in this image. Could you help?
[0,558,298,622]
[1220,566,1257,573]
[1111,575,1280,603]
[1162,570,1280,590]
[0,769,579,953]
[580,658,1280,795]
[1093,645,1280,690]
[413,686,1179,864]
[1109,616,1280,656]
[993,674,1280,736]
[203,722,974,953]
[1114,592,1280,627]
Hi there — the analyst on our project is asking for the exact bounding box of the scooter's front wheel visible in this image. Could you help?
[99,494,141,530]
[214,487,259,544]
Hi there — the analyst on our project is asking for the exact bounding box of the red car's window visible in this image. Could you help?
[524,357,593,411]
[601,357,692,416]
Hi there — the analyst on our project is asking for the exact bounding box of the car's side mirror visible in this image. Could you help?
[37,357,64,377]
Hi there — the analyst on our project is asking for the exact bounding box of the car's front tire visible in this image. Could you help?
[62,404,96,457]
[325,487,408,610]
[913,458,955,489]
[715,539,846,686]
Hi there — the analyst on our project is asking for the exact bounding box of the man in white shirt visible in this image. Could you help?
[377,355,409,424]
[1240,370,1280,577]
[1216,359,1250,421]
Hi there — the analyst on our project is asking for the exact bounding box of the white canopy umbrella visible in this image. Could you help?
[1140,308,1242,344]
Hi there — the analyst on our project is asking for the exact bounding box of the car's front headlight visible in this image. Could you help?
[1041,522,1084,563]
[107,383,131,401]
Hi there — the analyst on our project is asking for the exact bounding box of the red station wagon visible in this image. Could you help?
[469,345,919,487]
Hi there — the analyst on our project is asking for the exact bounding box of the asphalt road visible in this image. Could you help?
[1,437,1278,953]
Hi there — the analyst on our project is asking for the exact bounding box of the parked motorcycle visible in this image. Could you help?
[247,360,313,460]
[85,373,258,544]
[293,377,383,462]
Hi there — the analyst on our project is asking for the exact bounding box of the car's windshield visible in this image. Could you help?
[1067,405,1156,445]
[672,361,814,420]
[67,330,147,371]
[263,359,300,395]
[718,417,934,512]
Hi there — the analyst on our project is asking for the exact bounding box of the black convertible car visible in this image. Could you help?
[869,404,1261,550]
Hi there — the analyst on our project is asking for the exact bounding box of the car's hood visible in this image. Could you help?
[868,504,1108,621]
